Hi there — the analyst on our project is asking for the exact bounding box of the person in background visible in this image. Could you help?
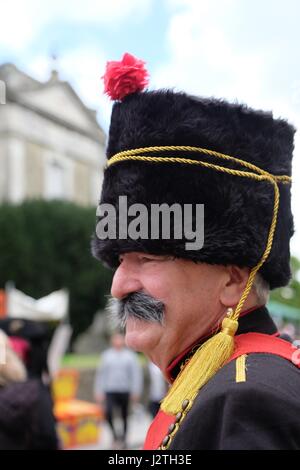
[0,329,59,450]
[0,318,51,382]
[280,323,296,342]
[148,362,167,418]
[94,332,143,448]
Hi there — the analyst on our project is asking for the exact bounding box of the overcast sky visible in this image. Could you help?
[1,0,299,257]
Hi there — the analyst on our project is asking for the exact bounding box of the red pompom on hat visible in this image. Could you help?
[102,52,149,101]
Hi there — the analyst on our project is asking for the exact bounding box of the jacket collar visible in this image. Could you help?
[166,305,278,382]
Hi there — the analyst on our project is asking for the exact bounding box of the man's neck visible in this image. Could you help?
[165,304,276,383]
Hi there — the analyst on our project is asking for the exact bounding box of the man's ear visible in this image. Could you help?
[219,265,250,308]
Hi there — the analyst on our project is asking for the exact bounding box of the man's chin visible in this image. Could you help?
[124,316,162,353]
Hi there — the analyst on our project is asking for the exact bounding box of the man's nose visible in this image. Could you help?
[111,263,143,299]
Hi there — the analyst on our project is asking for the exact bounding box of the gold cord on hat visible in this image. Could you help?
[107,145,290,325]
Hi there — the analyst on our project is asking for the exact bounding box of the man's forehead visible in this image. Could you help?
[119,251,175,260]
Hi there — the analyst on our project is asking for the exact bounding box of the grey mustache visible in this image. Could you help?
[108,291,165,328]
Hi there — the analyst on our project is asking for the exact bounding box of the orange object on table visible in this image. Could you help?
[52,369,79,401]
[0,290,6,318]
[53,369,103,448]
[54,399,103,448]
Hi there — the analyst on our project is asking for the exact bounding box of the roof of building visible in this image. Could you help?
[0,63,105,143]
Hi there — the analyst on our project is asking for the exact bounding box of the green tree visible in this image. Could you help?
[270,255,300,311]
[0,200,113,341]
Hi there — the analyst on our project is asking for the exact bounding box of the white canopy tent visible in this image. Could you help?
[7,287,69,322]
[5,286,72,376]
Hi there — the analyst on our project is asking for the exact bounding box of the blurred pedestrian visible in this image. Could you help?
[280,323,296,341]
[94,333,143,448]
[0,318,51,382]
[148,362,167,418]
[0,330,59,450]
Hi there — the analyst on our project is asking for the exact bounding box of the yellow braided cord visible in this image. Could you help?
[107,146,291,184]
[107,146,291,315]
[110,155,269,180]
[232,179,280,320]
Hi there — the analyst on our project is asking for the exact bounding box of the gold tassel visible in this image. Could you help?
[161,310,238,415]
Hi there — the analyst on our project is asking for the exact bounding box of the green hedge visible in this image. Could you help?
[0,200,113,341]
[270,256,300,311]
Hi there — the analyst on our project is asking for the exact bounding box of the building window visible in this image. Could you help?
[45,160,66,199]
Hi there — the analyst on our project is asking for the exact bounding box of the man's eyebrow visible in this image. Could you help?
[153,254,176,261]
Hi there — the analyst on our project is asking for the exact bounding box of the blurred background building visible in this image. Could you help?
[0,63,106,206]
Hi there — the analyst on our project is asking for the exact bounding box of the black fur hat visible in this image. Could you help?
[92,89,295,289]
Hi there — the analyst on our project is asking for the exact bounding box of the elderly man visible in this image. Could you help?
[92,53,300,450]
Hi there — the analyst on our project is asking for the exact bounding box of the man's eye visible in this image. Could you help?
[140,256,154,262]
[140,255,169,262]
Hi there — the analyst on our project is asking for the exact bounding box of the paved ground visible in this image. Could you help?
[72,407,152,450]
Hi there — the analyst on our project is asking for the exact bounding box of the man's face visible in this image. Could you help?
[111,252,227,373]
[111,333,125,350]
